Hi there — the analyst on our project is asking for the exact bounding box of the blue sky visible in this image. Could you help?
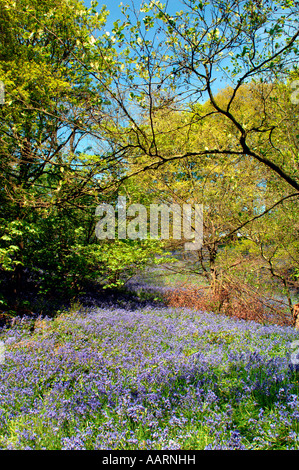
[84,0,188,29]
[83,0,230,94]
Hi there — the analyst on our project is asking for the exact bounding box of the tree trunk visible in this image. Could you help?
[293,303,299,329]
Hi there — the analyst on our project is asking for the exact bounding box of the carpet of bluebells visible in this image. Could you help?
[1,296,299,450]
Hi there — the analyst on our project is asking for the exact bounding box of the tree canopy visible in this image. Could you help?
[0,0,298,325]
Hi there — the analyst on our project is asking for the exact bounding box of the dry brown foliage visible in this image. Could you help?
[163,279,292,327]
